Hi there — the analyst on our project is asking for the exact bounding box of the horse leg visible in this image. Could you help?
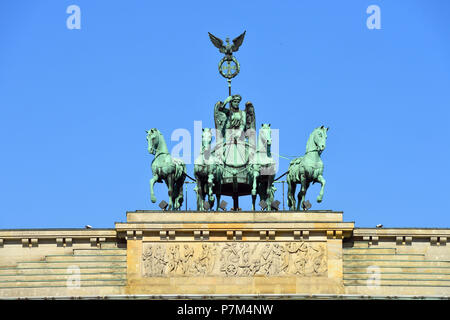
[203,181,209,210]
[296,187,302,211]
[173,179,183,210]
[196,180,203,211]
[266,176,274,211]
[316,175,326,203]
[260,182,268,211]
[172,184,178,210]
[207,173,215,209]
[251,167,259,196]
[180,178,186,210]
[150,174,159,203]
[215,191,221,211]
[215,177,222,211]
[166,174,174,210]
[178,183,184,210]
[303,181,310,208]
[298,179,310,211]
[287,177,296,211]
[296,175,306,211]
[196,188,201,211]
[195,182,200,211]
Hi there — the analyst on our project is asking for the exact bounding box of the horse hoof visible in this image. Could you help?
[151,197,156,203]
[317,197,322,203]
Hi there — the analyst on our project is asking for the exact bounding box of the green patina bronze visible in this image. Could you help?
[286,126,329,211]
[194,128,223,211]
[249,124,276,210]
[146,128,186,210]
[212,94,258,210]
[209,31,246,95]
[208,31,245,80]
[145,32,330,211]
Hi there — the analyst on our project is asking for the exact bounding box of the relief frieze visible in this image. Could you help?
[142,242,327,277]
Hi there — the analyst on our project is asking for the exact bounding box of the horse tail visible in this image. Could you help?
[171,159,186,210]
[174,159,187,182]
[288,157,303,182]
[286,166,293,209]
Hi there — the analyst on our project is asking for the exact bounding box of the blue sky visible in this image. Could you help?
[0,1,449,228]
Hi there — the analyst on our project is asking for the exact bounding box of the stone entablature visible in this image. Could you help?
[1,211,449,298]
[115,210,354,242]
[351,228,450,246]
[0,229,118,249]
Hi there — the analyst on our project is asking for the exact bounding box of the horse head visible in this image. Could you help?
[201,128,213,152]
[146,128,160,155]
[307,126,329,154]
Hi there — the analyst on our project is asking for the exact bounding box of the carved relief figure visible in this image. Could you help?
[181,244,194,274]
[142,247,153,276]
[167,245,181,274]
[153,245,167,275]
[195,244,215,275]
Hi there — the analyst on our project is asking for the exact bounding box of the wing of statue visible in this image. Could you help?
[232,31,246,52]
[208,32,225,54]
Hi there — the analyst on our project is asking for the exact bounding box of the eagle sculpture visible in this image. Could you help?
[208,31,246,60]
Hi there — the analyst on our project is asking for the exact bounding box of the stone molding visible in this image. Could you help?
[353,228,450,246]
[0,229,117,248]
[116,211,354,242]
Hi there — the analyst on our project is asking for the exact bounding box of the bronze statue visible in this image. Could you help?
[208,31,246,84]
[144,32,331,211]
[208,31,246,61]
[194,128,223,211]
[146,128,186,210]
[287,126,329,210]
[214,94,255,144]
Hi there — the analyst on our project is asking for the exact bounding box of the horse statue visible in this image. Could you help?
[146,128,186,210]
[286,126,328,211]
[249,124,276,210]
[194,128,223,210]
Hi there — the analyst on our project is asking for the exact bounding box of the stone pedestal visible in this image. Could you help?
[116,210,354,295]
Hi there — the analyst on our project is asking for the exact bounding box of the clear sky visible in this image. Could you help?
[0,1,449,229]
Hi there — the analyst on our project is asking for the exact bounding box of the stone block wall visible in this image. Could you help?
[343,228,450,296]
[0,229,126,298]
